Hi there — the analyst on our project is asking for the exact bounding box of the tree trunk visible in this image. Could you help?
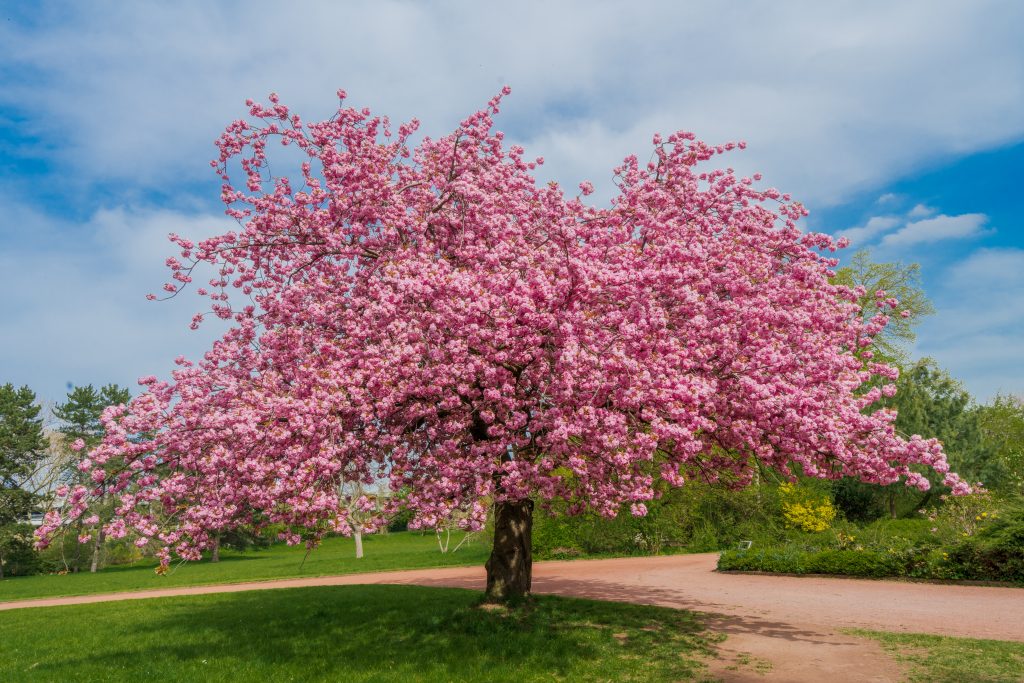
[888,489,897,519]
[0,547,5,580]
[210,534,221,563]
[354,528,364,559]
[484,499,534,602]
[71,521,83,573]
[89,525,105,573]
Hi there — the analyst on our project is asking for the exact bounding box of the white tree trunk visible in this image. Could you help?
[354,528,363,559]
[89,526,104,573]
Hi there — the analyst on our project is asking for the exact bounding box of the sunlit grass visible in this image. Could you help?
[849,629,1024,683]
[0,585,720,682]
[0,531,488,602]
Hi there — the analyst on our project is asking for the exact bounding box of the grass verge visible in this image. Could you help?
[848,629,1024,683]
[0,531,488,602]
[0,584,720,682]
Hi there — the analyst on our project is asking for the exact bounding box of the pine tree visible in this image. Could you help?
[53,384,132,572]
[0,384,47,578]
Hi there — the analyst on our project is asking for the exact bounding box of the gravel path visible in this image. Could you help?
[3,553,1022,682]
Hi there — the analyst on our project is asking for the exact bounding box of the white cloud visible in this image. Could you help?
[907,203,935,218]
[839,206,992,249]
[0,202,231,403]
[947,248,1024,290]
[0,1,1022,206]
[916,249,1024,401]
[839,216,901,246]
[881,213,990,246]
[1,1,1023,404]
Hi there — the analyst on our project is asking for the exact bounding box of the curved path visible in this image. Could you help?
[3,553,1023,682]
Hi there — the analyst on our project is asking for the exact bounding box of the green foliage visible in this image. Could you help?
[0,531,489,602]
[861,517,936,544]
[945,498,1024,583]
[219,526,275,553]
[976,394,1024,494]
[719,547,904,577]
[386,507,414,533]
[718,496,1024,584]
[51,383,133,573]
[0,384,48,490]
[0,384,48,579]
[884,360,996,488]
[533,481,785,559]
[53,383,132,450]
[831,249,934,366]
[835,358,1001,520]
[851,629,1024,683]
[0,586,719,683]
[0,524,40,577]
[920,490,1000,545]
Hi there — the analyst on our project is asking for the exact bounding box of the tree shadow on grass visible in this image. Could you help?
[7,584,722,682]
[405,572,838,646]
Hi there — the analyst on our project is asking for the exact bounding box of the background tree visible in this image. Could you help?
[336,475,385,560]
[835,359,998,520]
[829,252,950,520]
[831,250,935,367]
[38,90,966,601]
[53,384,132,572]
[0,384,48,578]
[977,394,1024,495]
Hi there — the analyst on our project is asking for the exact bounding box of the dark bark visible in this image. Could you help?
[484,498,534,602]
[210,534,221,563]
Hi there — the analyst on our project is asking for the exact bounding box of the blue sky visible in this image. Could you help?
[1,1,1021,406]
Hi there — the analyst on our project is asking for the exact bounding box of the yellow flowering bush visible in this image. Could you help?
[778,482,836,532]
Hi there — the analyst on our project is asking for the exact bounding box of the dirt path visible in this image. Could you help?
[3,553,1022,682]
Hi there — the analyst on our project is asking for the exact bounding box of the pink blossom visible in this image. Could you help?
[34,89,963,564]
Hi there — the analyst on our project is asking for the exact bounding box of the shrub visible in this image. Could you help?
[946,498,1024,583]
[718,546,904,578]
[921,490,999,545]
[778,482,836,532]
[0,524,41,577]
[532,480,788,559]
[532,511,586,558]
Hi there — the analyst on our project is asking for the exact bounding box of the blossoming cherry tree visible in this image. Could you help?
[39,89,966,600]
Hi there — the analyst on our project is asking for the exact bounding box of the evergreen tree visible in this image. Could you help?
[53,383,132,572]
[0,384,48,578]
[54,384,132,451]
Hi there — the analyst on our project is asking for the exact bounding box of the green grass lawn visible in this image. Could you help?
[0,531,489,602]
[0,585,720,682]
[850,629,1024,683]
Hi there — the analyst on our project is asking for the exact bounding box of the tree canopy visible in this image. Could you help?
[36,90,966,597]
[1,384,48,578]
[831,249,935,367]
[54,384,133,453]
[0,383,47,523]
